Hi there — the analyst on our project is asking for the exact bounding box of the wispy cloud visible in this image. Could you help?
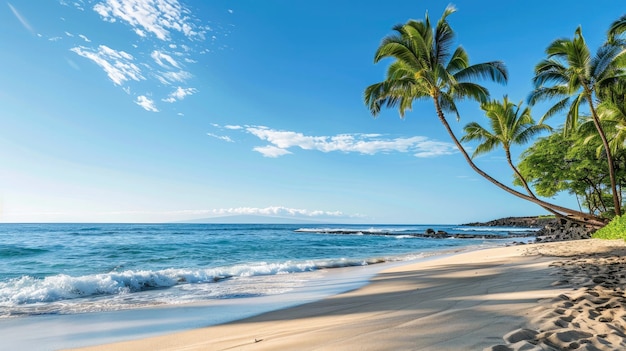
[207,133,234,142]
[225,125,243,130]
[136,95,158,112]
[210,125,458,158]
[71,45,143,86]
[3,206,361,222]
[58,0,228,112]
[93,0,207,41]
[8,3,35,35]
[253,145,293,157]
[151,50,180,69]
[163,86,197,102]
[181,206,348,218]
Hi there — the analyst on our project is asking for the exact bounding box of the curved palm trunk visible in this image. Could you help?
[504,149,566,219]
[586,95,622,216]
[505,149,537,198]
[432,97,606,228]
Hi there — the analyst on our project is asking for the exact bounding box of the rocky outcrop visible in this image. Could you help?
[466,216,598,242]
[535,218,596,242]
[463,216,555,228]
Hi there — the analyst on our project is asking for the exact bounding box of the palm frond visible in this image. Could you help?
[452,82,490,104]
[438,92,460,120]
[374,39,421,70]
[563,94,584,134]
[446,47,469,73]
[528,86,568,106]
[532,59,568,87]
[434,13,455,65]
[454,61,507,84]
[608,14,626,43]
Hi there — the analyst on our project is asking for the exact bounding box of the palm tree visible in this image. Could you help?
[582,82,626,155]
[364,6,605,226]
[461,97,551,198]
[608,15,626,44]
[528,27,625,216]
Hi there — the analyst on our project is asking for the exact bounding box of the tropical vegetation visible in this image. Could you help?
[365,5,626,229]
[592,215,626,240]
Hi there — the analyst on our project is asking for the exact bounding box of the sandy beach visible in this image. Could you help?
[63,239,626,351]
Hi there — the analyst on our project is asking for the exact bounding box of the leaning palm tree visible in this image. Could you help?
[528,27,626,216]
[461,97,551,198]
[364,6,605,226]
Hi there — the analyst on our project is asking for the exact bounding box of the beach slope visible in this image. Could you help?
[68,239,626,351]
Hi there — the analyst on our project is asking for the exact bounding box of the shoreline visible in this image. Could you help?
[63,239,626,351]
[1,243,495,351]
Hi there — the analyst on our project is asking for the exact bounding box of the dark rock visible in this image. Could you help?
[466,216,597,243]
[463,216,554,228]
[535,218,596,242]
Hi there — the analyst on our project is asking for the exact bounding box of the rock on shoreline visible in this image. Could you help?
[465,216,597,242]
[463,216,555,228]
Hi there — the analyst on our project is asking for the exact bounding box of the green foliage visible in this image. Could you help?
[592,215,626,240]
[516,129,626,217]
[528,24,626,216]
[363,5,507,119]
[461,96,551,159]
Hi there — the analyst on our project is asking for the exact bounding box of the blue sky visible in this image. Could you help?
[0,0,623,224]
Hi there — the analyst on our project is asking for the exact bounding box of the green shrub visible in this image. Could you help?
[592,215,626,240]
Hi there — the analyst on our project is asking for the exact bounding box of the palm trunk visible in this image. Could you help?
[505,148,537,198]
[432,97,606,227]
[505,149,565,219]
[586,94,622,216]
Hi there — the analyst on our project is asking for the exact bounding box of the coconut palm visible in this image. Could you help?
[528,27,625,216]
[608,14,626,44]
[461,97,551,198]
[364,6,604,225]
[581,83,626,155]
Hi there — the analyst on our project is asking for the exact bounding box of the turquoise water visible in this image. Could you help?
[0,223,536,317]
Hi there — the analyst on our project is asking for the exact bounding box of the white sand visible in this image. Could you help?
[65,239,626,351]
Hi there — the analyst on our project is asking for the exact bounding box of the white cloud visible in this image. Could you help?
[135,95,159,112]
[93,0,204,41]
[4,206,360,223]
[244,126,457,158]
[161,70,192,83]
[207,133,233,142]
[208,125,458,158]
[253,145,293,158]
[8,3,35,35]
[151,50,180,68]
[71,45,143,86]
[412,140,458,158]
[198,206,345,218]
[163,86,197,102]
[60,0,226,112]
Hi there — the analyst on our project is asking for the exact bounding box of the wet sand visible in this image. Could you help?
[67,239,626,351]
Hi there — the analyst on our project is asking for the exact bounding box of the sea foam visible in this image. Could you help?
[0,258,383,309]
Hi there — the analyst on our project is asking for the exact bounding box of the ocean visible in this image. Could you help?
[0,223,537,318]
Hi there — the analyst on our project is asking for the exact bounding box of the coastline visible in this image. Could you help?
[0,243,494,351]
[65,239,626,351]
